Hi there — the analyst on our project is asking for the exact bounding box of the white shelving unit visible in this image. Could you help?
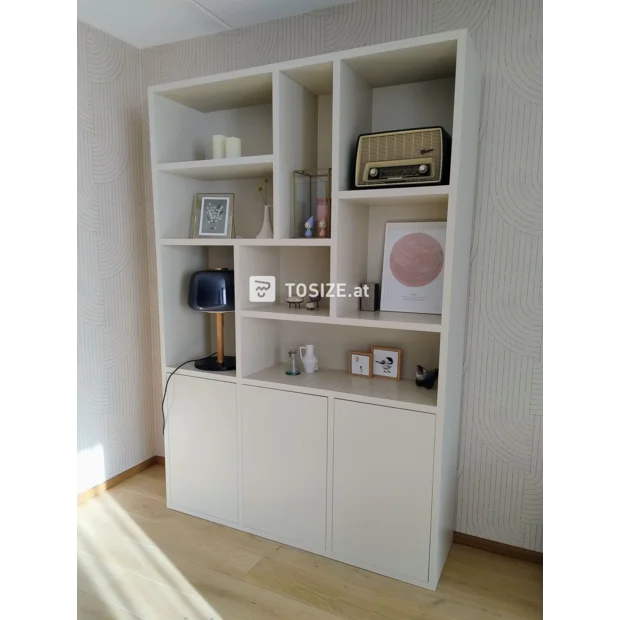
[149,30,481,590]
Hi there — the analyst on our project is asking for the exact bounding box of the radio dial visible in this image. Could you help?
[418,164,428,174]
[369,167,378,177]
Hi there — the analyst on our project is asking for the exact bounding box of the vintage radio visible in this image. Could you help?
[354,127,451,188]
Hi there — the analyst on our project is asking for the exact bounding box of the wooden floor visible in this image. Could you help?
[77,465,542,620]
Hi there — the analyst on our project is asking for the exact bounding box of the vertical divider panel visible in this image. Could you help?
[331,60,373,316]
[334,201,369,317]
[430,33,482,586]
[332,60,372,193]
[233,243,243,377]
[273,71,319,239]
[325,394,335,552]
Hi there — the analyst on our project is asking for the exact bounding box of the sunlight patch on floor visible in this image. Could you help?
[78,491,224,619]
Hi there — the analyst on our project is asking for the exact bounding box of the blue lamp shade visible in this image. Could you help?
[188,270,235,312]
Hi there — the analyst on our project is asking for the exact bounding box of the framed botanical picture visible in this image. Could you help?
[349,351,372,378]
[191,193,235,238]
[370,346,402,380]
[380,221,447,314]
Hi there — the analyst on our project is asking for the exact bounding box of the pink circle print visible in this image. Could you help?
[389,233,444,287]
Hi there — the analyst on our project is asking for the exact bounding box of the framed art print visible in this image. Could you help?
[380,221,446,314]
[349,351,372,378]
[191,193,234,238]
[371,346,402,380]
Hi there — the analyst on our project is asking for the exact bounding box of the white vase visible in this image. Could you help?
[256,204,273,239]
[300,345,319,374]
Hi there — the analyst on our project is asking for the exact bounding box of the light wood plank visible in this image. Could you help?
[77,590,144,620]
[78,551,232,620]
[79,542,344,620]
[78,467,542,620]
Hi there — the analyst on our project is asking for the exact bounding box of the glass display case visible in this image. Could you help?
[291,169,331,238]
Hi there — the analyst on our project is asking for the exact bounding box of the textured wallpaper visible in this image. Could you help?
[78,0,542,551]
[77,22,156,493]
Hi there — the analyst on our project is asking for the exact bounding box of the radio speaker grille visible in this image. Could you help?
[355,127,447,187]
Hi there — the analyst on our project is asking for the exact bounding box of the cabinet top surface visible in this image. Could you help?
[149,29,467,97]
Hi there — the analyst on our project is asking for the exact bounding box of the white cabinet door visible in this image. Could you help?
[241,386,328,553]
[332,399,435,582]
[166,374,238,523]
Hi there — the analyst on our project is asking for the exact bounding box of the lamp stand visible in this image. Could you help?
[195,312,236,371]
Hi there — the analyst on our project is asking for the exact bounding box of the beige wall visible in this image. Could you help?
[77,22,156,493]
[78,0,542,551]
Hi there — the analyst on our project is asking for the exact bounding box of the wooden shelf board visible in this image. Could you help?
[236,238,332,246]
[243,364,438,413]
[165,364,237,382]
[160,238,331,247]
[336,186,449,206]
[240,304,331,323]
[160,239,236,246]
[157,155,273,181]
[336,310,442,333]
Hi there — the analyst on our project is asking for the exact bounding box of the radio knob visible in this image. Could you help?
[369,167,378,177]
[418,164,428,174]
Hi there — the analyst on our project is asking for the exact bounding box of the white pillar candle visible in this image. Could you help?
[225,137,241,158]
[212,135,226,159]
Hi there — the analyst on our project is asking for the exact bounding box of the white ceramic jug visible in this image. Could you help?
[299,345,319,374]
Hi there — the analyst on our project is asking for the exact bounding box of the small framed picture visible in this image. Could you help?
[191,193,234,238]
[349,351,372,378]
[371,346,402,380]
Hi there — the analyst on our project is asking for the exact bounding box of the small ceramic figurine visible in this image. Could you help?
[308,293,321,308]
[287,296,304,309]
[304,216,314,237]
[415,365,439,389]
[318,218,327,238]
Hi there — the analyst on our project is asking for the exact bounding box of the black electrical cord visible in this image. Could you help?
[161,354,216,433]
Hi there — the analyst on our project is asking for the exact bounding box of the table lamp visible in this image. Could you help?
[188,269,235,371]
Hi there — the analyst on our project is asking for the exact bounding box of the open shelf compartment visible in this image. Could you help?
[238,318,439,411]
[334,42,456,193]
[334,195,447,329]
[151,72,273,165]
[274,62,334,239]
[156,170,273,241]
[236,245,332,314]
[160,245,236,377]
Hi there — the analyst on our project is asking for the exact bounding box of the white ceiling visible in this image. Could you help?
[77,0,356,49]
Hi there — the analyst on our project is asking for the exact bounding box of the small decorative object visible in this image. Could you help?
[305,300,317,311]
[287,296,303,309]
[415,365,439,390]
[299,345,319,374]
[308,293,321,308]
[225,136,241,158]
[380,222,447,314]
[212,135,226,159]
[292,169,331,238]
[256,179,273,239]
[371,346,402,380]
[349,351,372,378]
[317,197,329,238]
[360,283,381,312]
[191,193,234,238]
[286,349,301,376]
[304,216,314,237]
